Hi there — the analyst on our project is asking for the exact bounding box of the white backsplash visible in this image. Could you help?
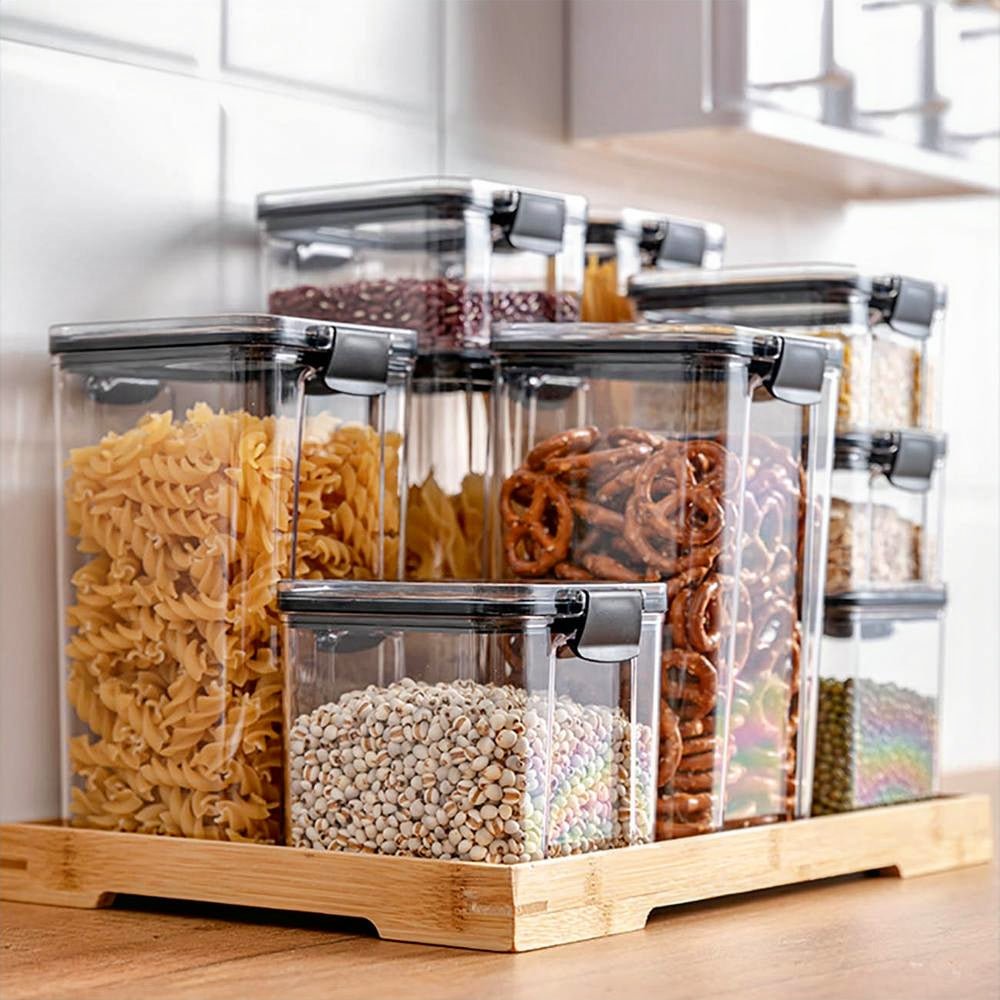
[1,0,996,821]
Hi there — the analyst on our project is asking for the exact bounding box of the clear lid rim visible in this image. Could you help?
[491,321,843,365]
[630,262,870,295]
[277,580,668,618]
[257,175,588,224]
[825,585,948,615]
[49,314,417,357]
[630,263,947,312]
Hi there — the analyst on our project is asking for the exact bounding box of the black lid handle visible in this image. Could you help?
[764,339,829,406]
[657,222,708,268]
[567,589,643,663]
[323,329,391,396]
[883,277,942,340]
[502,193,567,255]
[886,431,939,491]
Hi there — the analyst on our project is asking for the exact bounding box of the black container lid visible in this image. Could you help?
[630,264,946,339]
[824,586,948,638]
[278,581,667,664]
[257,177,587,255]
[834,430,947,490]
[49,315,416,397]
[492,322,842,406]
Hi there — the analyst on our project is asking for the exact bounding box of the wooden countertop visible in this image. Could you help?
[2,770,997,1000]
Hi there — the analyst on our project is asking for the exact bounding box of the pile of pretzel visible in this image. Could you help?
[500,425,742,837]
[500,425,806,837]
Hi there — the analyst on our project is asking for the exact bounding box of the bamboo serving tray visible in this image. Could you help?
[1,795,992,953]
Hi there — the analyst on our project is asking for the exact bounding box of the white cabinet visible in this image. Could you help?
[569,0,998,199]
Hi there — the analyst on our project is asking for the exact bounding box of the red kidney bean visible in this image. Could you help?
[269,277,580,349]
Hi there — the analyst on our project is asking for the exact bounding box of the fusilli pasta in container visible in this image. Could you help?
[50,315,415,842]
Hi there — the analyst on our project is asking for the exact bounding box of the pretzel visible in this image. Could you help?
[677,749,717,773]
[656,817,713,839]
[680,718,713,739]
[671,770,714,793]
[605,426,665,448]
[631,449,725,546]
[657,791,713,818]
[658,704,683,788]
[544,442,652,476]
[553,561,593,581]
[525,426,599,470]
[500,470,574,576]
[668,587,693,650]
[662,649,717,721]
[595,462,643,505]
[570,498,625,532]
[687,576,727,653]
[580,552,651,582]
[685,440,738,490]
[666,562,712,599]
[680,736,717,758]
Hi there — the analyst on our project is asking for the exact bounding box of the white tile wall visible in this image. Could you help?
[223,0,441,114]
[0,0,996,821]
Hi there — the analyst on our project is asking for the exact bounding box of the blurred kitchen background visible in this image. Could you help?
[1,0,997,822]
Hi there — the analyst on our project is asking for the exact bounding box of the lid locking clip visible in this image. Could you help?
[656,221,708,268]
[764,339,828,406]
[500,192,567,255]
[879,276,942,340]
[323,329,391,396]
[886,431,939,492]
[567,589,643,663]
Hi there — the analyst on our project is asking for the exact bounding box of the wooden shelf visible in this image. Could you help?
[0,795,992,953]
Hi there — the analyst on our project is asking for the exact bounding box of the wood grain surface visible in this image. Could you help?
[1,770,997,1000]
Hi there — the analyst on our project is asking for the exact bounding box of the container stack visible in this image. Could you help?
[630,264,949,815]
[47,176,950,866]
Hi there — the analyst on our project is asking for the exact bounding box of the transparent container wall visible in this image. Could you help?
[869,312,939,431]
[812,604,944,814]
[55,348,406,842]
[637,295,928,435]
[406,360,492,580]
[725,381,836,827]
[284,615,661,860]
[494,358,758,839]
[581,252,637,324]
[827,461,942,595]
[264,211,584,352]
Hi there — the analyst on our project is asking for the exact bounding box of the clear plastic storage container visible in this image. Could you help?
[490,322,841,837]
[404,353,492,580]
[811,589,946,815]
[582,210,725,322]
[279,580,666,861]
[51,315,416,842]
[828,431,946,595]
[258,178,587,581]
[258,177,587,352]
[630,264,946,433]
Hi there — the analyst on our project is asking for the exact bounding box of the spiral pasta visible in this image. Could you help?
[405,473,485,580]
[65,403,402,841]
